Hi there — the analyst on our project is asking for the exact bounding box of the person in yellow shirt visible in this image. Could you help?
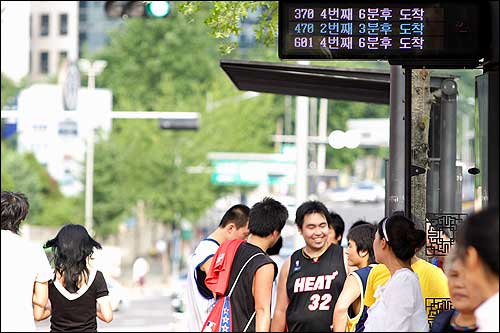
[363,255,450,327]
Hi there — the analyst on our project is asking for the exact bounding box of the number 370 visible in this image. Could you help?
[308,293,332,311]
[294,8,314,19]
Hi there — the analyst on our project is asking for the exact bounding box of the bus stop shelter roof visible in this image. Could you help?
[220,59,456,104]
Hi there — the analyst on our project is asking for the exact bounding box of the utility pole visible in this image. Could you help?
[295,61,310,205]
[79,59,107,236]
[317,99,328,173]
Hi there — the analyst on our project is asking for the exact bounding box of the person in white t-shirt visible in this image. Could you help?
[455,207,499,332]
[1,191,53,331]
[186,204,250,332]
[364,214,429,332]
[132,256,150,294]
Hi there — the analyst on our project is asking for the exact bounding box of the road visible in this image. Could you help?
[324,200,385,241]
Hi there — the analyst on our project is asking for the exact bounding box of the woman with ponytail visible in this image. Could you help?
[363,214,429,332]
[34,224,113,331]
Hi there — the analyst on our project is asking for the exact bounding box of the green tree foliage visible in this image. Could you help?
[1,141,81,226]
[1,74,80,228]
[1,73,17,108]
[180,1,278,54]
[179,2,391,174]
[90,7,283,236]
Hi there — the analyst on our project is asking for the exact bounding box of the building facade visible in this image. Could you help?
[30,1,79,81]
[78,1,122,58]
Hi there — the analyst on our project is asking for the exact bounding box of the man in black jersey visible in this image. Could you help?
[271,200,349,332]
[226,197,288,332]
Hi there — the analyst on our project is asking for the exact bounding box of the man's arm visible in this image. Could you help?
[332,274,361,332]
[270,258,290,332]
[32,281,50,320]
[253,263,275,332]
[199,257,215,297]
[32,280,48,308]
[343,248,354,275]
[199,257,213,273]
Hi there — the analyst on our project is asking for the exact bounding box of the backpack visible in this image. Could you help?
[201,251,265,332]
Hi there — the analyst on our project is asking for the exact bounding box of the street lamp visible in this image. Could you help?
[78,59,107,236]
[206,91,260,112]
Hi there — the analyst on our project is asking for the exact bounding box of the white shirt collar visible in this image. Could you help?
[475,291,499,332]
[54,269,98,300]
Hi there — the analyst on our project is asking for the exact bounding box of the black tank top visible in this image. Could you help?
[286,244,347,332]
[227,242,277,332]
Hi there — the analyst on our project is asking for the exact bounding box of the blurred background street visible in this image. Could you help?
[35,254,188,332]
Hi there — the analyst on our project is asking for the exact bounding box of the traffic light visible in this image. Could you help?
[159,116,199,130]
[105,1,172,18]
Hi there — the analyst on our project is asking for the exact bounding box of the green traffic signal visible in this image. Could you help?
[145,1,171,18]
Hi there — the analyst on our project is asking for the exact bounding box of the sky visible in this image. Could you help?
[1,1,31,83]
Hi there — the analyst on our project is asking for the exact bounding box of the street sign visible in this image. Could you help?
[209,152,296,186]
[278,2,487,66]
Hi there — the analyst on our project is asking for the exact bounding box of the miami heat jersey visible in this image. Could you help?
[286,243,347,331]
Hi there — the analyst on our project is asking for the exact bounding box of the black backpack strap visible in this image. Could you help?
[228,252,264,297]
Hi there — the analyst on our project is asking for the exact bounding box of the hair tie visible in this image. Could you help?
[382,217,390,243]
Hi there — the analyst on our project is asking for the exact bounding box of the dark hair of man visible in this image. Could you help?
[351,220,370,230]
[456,206,499,276]
[44,224,102,293]
[1,191,30,234]
[219,204,250,228]
[347,224,377,264]
[329,211,345,242]
[249,197,288,237]
[377,214,426,262]
[295,201,331,229]
[266,236,283,256]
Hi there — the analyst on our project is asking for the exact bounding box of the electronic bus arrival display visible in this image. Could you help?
[278,2,487,63]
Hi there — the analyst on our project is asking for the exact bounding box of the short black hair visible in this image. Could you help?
[1,191,30,234]
[219,204,250,229]
[351,219,370,230]
[347,224,377,264]
[329,212,345,243]
[295,201,331,229]
[249,197,288,237]
[266,236,283,256]
[378,215,426,262]
[456,206,499,276]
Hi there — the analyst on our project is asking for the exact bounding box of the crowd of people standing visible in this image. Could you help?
[1,189,498,332]
[186,196,498,332]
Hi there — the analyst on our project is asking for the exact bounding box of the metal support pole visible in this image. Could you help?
[439,79,458,213]
[80,59,107,236]
[427,100,441,213]
[84,72,96,235]
[404,68,412,218]
[317,99,328,174]
[388,65,406,215]
[84,127,95,234]
[296,95,309,205]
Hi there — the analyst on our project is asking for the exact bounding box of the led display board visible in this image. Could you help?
[279,2,487,65]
